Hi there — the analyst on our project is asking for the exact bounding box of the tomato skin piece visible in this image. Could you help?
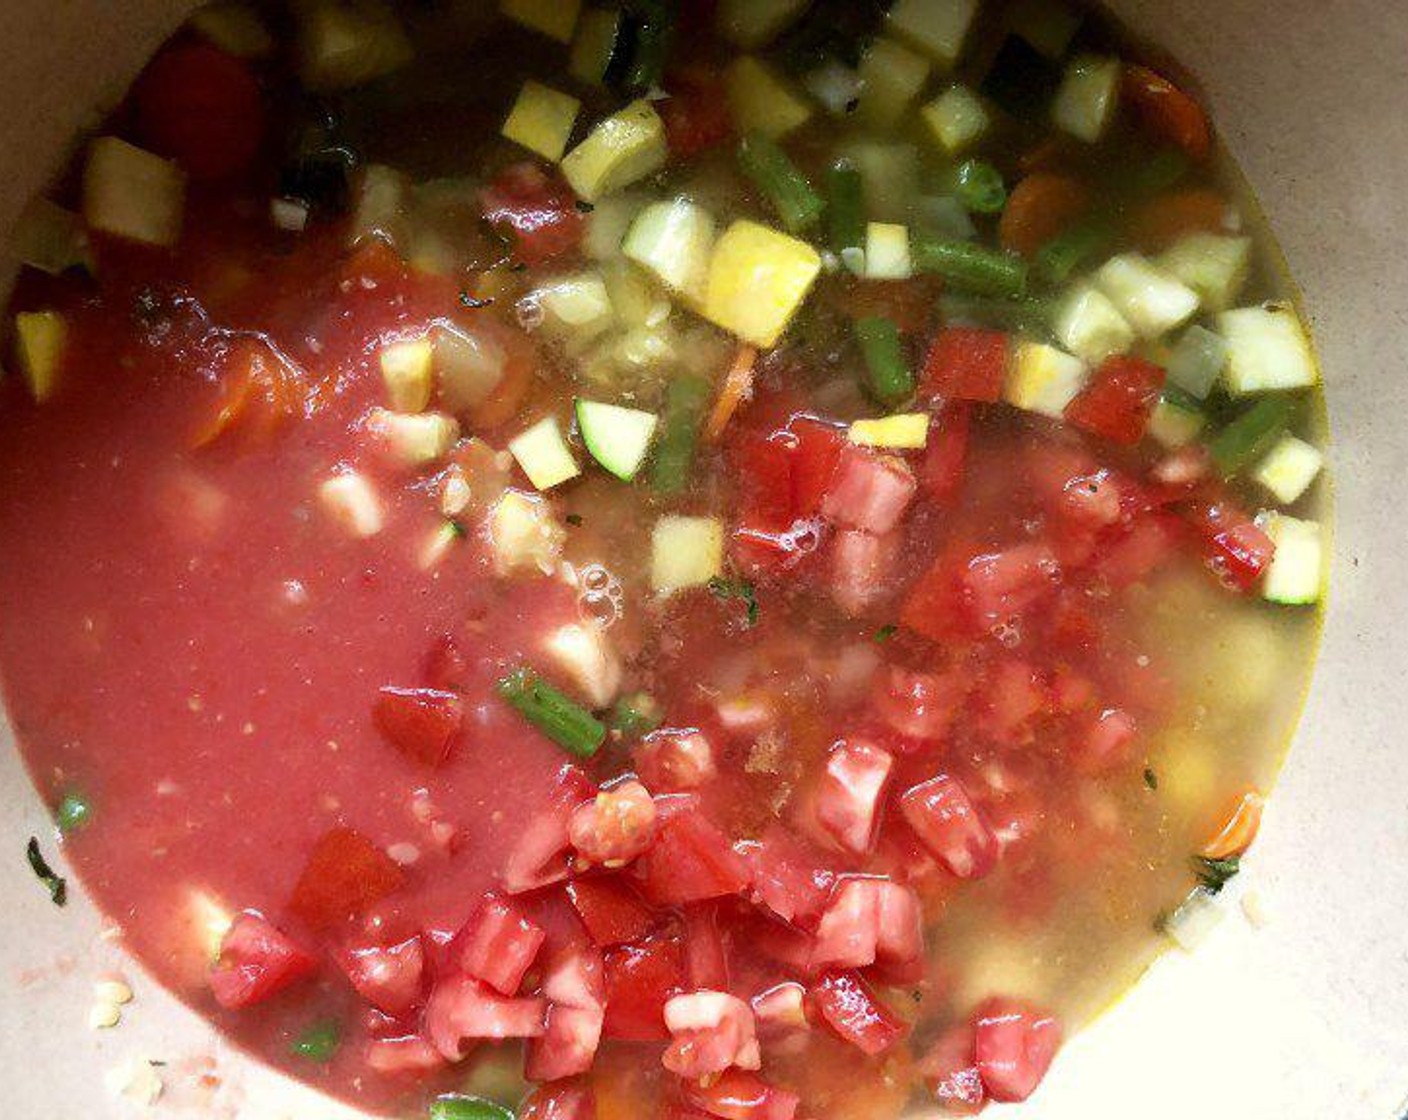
[526,1002,605,1081]
[1180,493,1276,591]
[502,765,596,894]
[788,416,846,516]
[682,902,730,989]
[601,929,687,1041]
[814,739,894,855]
[921,328,1010,403]
[1122,64,1212,162]
[565,876,657,946]
[210,912,316,1009]
[742,824,835,930]
[134,41,264,180]
[372,686,463,766]
[808,970,909,1056]
[365,1034,445,1074]
[973,998,1062,1103]
[481,163,585,266]
[1064,355,1166,445]
[288,827,405,930]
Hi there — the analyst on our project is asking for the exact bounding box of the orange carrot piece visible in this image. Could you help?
[1131,188,1230,252]
[1201,789,1265,860]
[999,173,1091,259]
[1123,64,1212,162]
[704,344,757,443]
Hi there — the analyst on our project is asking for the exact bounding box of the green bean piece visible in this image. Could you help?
[913,237,1029,298]
[56,791,92,833]
[1035,219,1115,286]
[623,1,676,93]
[610,691,663,738]
[826,159,866,257]
[429,1097,516,1120]
[1209,396,1296,475]
[497,668,606,759]
[290,1020,341,1063]
[854,316,914,407]
[650,374,712,494]
[738,133,825,233]
[953,159,1008,214]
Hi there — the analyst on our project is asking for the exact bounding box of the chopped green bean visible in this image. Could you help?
[610,691,663,737]
[650,374,711,494]
[56,791,92,833]
[622,1,676,93]
[826,159,865,257]
[290,1020,341,1062]
[854,316,913,407]
[914,237,1028,298]
[497,668,606,759]
[952,159,1007,214]
[1035,219,1114,286]
[1209,396,1296,475]
[429,1097,515,1120]
[738,133,825,233]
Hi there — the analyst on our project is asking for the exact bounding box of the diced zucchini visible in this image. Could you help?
[189,1,275,58]
[1052,55,1122,143]
[651,515,724,594]
[561,100,668,202]
[434,323,508,412]
[576,399,659,480]
[920,85,990,154]
[1147,392,1206,449]
[804,61,863,117]
[718,0,809,48]
[379,337,434,412]
[1004,340,1088,417]
[569,7,621,85]
[319,470,385,538]
[1253,435,1324,504]
[702,220,822,348]
[582,192,646,260]
[509,417,580,490]
[1008,0,1082,58]
[724,57,813,140]
[502,81,581,163]
[1092,253,1201,339]
[533,272,616,342]
[1217,304,1319,394]
[489,489,565,575]
[12,198,90,276]
[349,164,413,249]
[82,137,186,248]
[1157,232,1252,312]
[1258,512,1324,605]
[14,311,66,402]
[856,37,932,129]
[501,0,580,43]
[843,141,920,223]
[849,413,929,449]
[366,408,459,467]
[1053,285,1134,365]
[887,0,980,69]
[418,520,465,571]
[599,257,670,328]
[1165,324,1228,399]
[542,623,622,708]
[623,198,718,307]
[296,0,412,92]
[864,223,912,280]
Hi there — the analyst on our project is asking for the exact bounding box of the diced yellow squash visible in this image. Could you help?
[488,489,565,575]
[366,408,459,467]
[1004,341,1088,417]
[561,100,668,202]
[542,622,622,707]
[379,337,434,411]
[534,272,616,341]
[920,84,990,154]
[12,197,91,276]
[189,1,275,58]
[318,470,385,538]
[651,515,724,594]
[1217,304,1319,394]
[887,0,980,69]
[501,0,581,43]
[296,0,412,92]
[849,413,929,449]
[725,56,813,140]
[1157,232,1253,313]
[856,37,931,128]
[1258,512,1324,606]
[570,8,621,85]
[502,81,581,163]
[14,311,66,402]
[508,416,581,490]
[1253,434,1324,504]
[82,137,186,248]
[1054,285,1135,365]
[703,220,822,348]
[623,198,717,307]
[864,222,912,280]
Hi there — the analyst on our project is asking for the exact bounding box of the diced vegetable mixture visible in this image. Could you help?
[0,0,1326,1117]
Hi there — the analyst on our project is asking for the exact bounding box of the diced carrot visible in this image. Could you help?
[999,174,1090,259]
[1017,136,1070,175]
[1131,188,1229,252]
[1201,789,1264,859]
[704,345,758,443]
[1122,65,1212,162]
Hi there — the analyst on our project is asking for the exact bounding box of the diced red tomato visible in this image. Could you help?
[526,1003,605,1081]
[808,970,909,1056]
[1073,707,1137,774]
[683,1069,801,1120]
[811,876,922,976]
[481,163,584,266]
[423,634,470,692]
[821,446,917,535]
[900,775,999,880]
[972,658,1048,747]
[742,824,835,929]
[520,1083,596,1120]
[209,912,316,1010]
[542,941,607,1011]
[1182,494,1276,592]
[134,41,264,180]
[288,827,405,930]
[372,686,463,767]
[569,779,658,867]
[601,929,687,1041]
[788,416,847,514]
[456,893,547,995]
[973,998,1062,1103]
[663,991,761,1077]
[635,730,718,792]
[921,328,1010,403]
[900,552,970,643]
[502,765,596,893]
[751,982,809,1035]
[871,665,968,743]
[1122,65,1212,162]
[660,68,735,159]
[683,903,730,989]
[920,403,972,503]
[365,1034,445,1075]
[964,542,1061,629]
[1064,355,1165,445]
[917,1026,986,1115]
[337,935,424,1016]
[424,974,547,1060]
[566,876,657,946]
[815,738,894,855]
[635,809,751,905]
[1057,469,1124,528]
[829,529,900,617]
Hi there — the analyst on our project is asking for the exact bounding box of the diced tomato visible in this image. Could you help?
[456,893,547,995]
[209,912,316,1010]
[635,809,751,905]
[920,403,972,503]
[900,775,999,880]
[900,554,970,643]
[635,730,718,792]
[972,658,1048,747]
[815,738,894,855]
[526,1003,605,1081]
[1064,355,1165,445]
[601,929,687,1041]
[921,328,1010,403]
[424,974,547,1060]
[134,41,264,180]
[569,780,658,867]
[192,338,306,448]
[1057,469,1124,528]
[964,542,1061,629]
[542,941,607,1011]
[683,1069,800,1120]
[423,634,470,692]
[788,417,847,516]
[744,912,817,972]
[829,529,900,617]
[566,876,657,946]
[502,765,596,893]
[732,429,796,528]
[660,68,734,159]
[751,982,809,1035]
[520,1083,596,1120]
[821,446,918,535]
[663,991,761,1077]
[808,970,909,1056]
[917,1026,986,1115]
[973,998,1062,1103]
[1073,707,1137,774]
[683,903,730,989]
[481,163,584,266]
[337,935,424,1016]
[1181,493,1276,591]
[871,664,968,743]
[1122,64,1212,162]
[372,686,463,767]
[742,824,835,929]
[811,876,922,977]
[365,1034,446,1075]
[288,827,404,930]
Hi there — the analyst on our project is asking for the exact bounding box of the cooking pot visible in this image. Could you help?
[3,2,1407,1117]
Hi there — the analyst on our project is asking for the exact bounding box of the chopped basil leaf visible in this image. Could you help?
[1142,767,1158,791]
[26,837,66,906]
[1192,854,1240,895]
[290,1019,342,1062]
[56,791,92,832]
[565,513,583,527]
[873,623,897,643]
[458,291,494,309]
[447,519,467,539]
[574,200,595,214]
[708,576,759,627]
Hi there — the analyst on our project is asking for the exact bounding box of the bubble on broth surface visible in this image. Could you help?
[576,562,623,628]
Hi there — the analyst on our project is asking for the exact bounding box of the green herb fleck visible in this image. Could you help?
[609,691,663,738]
[26,837,66,906]
[459,291,494,310]
[1192,854,1240,895]
[447,519,467,539]
[56,791,92,833]
[429,1096,515,1120]
[708,576,759,627]
[290,1019,342,1062]
[1142,767,1158,791]
[574,199,595,214]
[873,623,897,643]
[565,513,583,527]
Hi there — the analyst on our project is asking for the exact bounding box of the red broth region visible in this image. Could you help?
[0,2,1324,1119]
